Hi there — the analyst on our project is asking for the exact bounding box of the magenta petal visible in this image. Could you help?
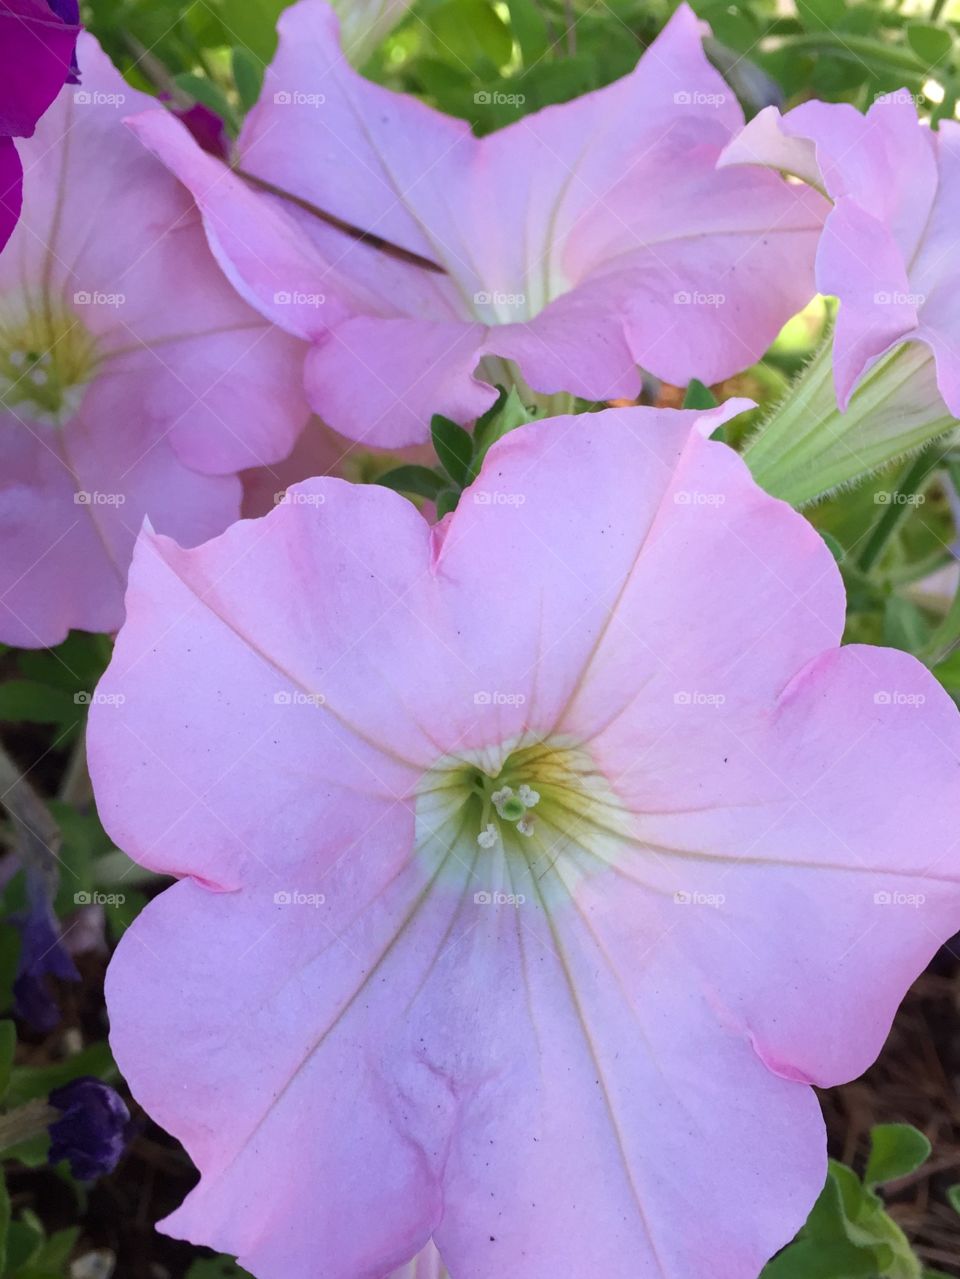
[0,0,78,138]
[0,135,22,252]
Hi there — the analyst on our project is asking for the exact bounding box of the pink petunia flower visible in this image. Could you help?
[721,93,959,415]
[126,0,826,448]
[0,0,80,251]
[90,404,960,1279]
[0,34,309,648]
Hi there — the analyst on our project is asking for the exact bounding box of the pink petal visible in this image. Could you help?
[92,407,960,1278]
[130,0,825,445]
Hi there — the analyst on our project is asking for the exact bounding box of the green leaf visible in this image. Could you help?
[505,0,550,63]
[933,648,960,697]
[4,1215,44,1274]
[0,1023,16,1103]
[0,682,78,728]
[946,1183,960,1215]
[427,0,513,71]
[0,1173,9,1274]
[173,74,239,131]
[18,1225,80,1275]
[105,890,148,942]
[797,0,847,33]
[377,465,447,502]
[0,927,21,1015]
[681,378,718,411]
[865,1123,931,1188]
[883,595,931,656]
[232,46,264,111]
[472,385,536,468]
[186,1256,254,1278]
[906,23,952,70]
[820,531,845,564]
[431,415,474,487]
[5,1043,116,1110]
[219,0,289,61]
[761,1237,890,1278]
[435,489,460,519]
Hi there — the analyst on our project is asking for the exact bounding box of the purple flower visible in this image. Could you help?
[48,1077,130,1180]
[0,0,80,250]
[11,870,79,1033]
[171,101,230,161]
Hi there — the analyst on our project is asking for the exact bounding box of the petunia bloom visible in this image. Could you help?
[0,0,80,252]
[127,0,826,448]
[90,404,960,1278]
[0,33,309,648]
[720,94,960,503]
[48,1076,130,1179]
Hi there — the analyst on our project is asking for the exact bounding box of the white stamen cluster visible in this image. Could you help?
[476,782,541,847]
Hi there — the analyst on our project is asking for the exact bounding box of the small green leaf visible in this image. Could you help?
[761,1236,890,1278]
[431,415,474,487]
[0,1173,9,1274]
[883,595,931,656]
[681,378,718,411]
[820,531,845,564]
[944,1183,960,1215]
[505,0,549,63]
[0,681,78,728]
[377,465,447,502]
[232,47,263,112]
[0,927,21,1015]
[4,1214,44,1274]
[219,0,289,62]
[428,0,513,71]
[105,890,148,942]
[5,1042,116,1109]
[906,23,952,70]
[798,0,847,33]
[0,1023,16,1103]
[472,386,536,470]
[865,1123,931,1188]
[186,1254,254,1277]
[435,489,460,520]
[173,74,239,131]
